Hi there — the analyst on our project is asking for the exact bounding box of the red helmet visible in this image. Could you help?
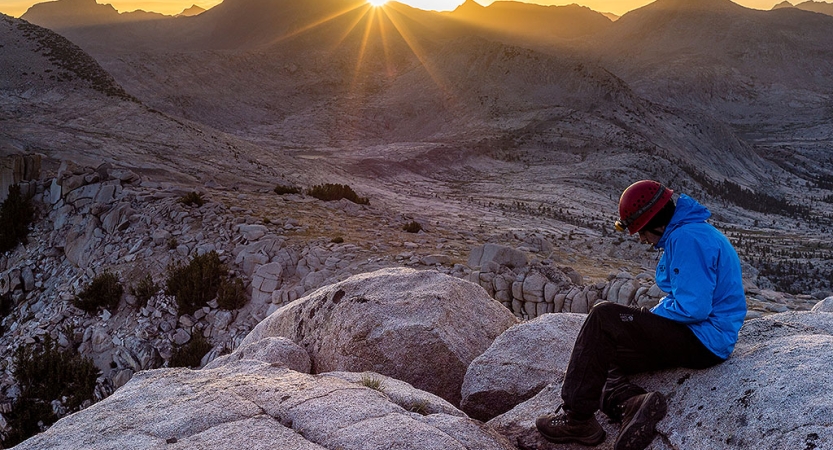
[615,180,674,234]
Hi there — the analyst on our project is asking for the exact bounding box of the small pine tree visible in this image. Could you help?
[165,251,225,315]
[3,337,99,447]
[178,191,204,207]
[306,183,369,205]
[129,273,159,309]
[217,277,247,310]
[402,221,423,233]
[0,184,35,253]
[168,333,213,368]
[73,271,124,313]
[273,184,301,195]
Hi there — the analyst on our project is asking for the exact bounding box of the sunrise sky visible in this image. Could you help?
[0,0,785,21]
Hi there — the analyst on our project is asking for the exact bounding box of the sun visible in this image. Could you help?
[368,0,388,6]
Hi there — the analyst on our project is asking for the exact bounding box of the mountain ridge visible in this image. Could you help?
[773,0,833,15]
[21,0,172,28]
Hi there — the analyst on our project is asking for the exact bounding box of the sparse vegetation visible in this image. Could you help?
[307,183,369,205]
[130,273,159,309]
[178,191,205,207]
[15,20,134,99]
[2,337,99,447]
[407,399,430,415]
[331,236,345,244]
[168,332,213,369]
[165,251,247,314]
[165,251,226,315]
[402,220,423,233]
[274,184,301,195]
[0,291,12,336]
[679,163,811,218]
[217,277,247,310]
[73,271,124,313]
[360,374,385,392]
[0,184,35,253]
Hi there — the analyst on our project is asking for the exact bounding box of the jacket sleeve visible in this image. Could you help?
[651,232,717,324]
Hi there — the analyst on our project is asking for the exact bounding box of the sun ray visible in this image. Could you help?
[375,6,396,78]
[327,4,373,53]
[267,2,369,47]
[378,4,453,97]
[368,0,388,6]
[352,6,378,85]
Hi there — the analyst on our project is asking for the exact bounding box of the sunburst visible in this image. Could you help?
[268,2,450,93]
[266,0,454,141]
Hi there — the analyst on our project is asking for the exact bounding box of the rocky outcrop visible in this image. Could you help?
[487,306,833,449]
[0,163,445,424]
[12,361,516,450]
[202,336,311,372]
[470,262,667,320]
[0,154,41,203]
[466,245,819,321]
[468,243,528,269]
[461,313,584,421]
[811,296,833,312]
[11,281,833,450]
[238,267,519,405]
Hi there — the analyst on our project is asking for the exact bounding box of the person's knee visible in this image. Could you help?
[588,302,637,323]
[589,301,619,317]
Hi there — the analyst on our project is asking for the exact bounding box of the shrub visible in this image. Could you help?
[307,183,369,205]
[1,291,12,318]
[217,277,247,310]
[402,221,423,233]
[274,184,301,195]
[0,184,35,253]
[2,337,99,447]
[165,251,225,315]
[178,191,204,207]
[73,271,123,313]
[1,397,53,447]
[168,332,213,369]
[331,236,344,244]
[130,273,159,309]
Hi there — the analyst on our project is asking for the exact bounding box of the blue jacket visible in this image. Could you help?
[650,194,747,360]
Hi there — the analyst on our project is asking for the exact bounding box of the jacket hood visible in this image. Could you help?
[657,194,711,248]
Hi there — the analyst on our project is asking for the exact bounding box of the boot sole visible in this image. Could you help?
[536,419,606,446]
[614,392,668,450]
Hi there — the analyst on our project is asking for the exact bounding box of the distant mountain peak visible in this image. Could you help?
[22,0,120,29]
[177,4,206,17]
[454,0,485,12]
[773,0,794,8]
[445,0,612,40]
[791,0,833,16]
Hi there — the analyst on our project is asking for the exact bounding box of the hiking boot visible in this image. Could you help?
[536,405,606,446]
[614,392,668,450]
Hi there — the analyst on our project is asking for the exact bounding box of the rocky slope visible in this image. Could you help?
[585,0,833,180]
[0,14,307,187]
[4,3,833,445]
[9,269,833,449]
[19,0,828,208]
[16,0,796,217]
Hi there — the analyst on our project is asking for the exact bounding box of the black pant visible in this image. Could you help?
[561,302,725,420]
